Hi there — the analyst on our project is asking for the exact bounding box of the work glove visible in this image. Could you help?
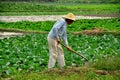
[56,38,60,44]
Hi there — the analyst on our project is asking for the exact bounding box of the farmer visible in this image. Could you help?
[47,13,76,69]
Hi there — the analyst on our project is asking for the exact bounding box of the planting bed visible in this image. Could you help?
[0,33,120,76]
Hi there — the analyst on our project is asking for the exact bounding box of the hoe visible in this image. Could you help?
[60,42,89,62]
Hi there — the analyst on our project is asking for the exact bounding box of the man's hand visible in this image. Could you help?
[66,46,72,51]
[56,38,60,44]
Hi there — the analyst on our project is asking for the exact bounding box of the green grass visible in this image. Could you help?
[0,2,120,16]
[2,68,119,80]
[0,18,120,32]
[90,55,120,71]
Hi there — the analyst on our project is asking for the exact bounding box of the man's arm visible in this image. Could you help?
[53,20,64,44]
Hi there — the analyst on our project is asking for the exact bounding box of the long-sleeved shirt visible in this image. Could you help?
[48,19,68,46]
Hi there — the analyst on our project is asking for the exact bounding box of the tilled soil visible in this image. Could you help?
[0,32,23,39]
[0,15,113,22]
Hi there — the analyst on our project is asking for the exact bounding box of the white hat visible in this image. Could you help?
[62,13,76,21]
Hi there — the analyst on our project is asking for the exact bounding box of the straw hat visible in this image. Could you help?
[62,13,76,21]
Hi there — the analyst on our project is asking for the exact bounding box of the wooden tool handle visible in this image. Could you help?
[60,43,88,61]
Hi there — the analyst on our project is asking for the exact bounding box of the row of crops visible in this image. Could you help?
[0,18,120,32]
[1,2,120,15]
[1,2,119,12]
[0,33,120,75]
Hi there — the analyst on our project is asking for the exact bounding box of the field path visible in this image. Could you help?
[0,15,113,22]
[0,32,23,39]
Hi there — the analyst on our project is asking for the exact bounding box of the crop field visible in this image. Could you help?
[0,33,120,79]
[0,18,120,79]
[0,2,120,16]
[0,1,120,80]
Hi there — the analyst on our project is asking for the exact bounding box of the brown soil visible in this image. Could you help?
[73,28,103,35]
[82,28,103,35]
[45,67,120,76]
[85,13,120,18]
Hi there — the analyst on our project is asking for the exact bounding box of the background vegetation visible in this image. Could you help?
[0,2,120,15]
[1,0,120,3]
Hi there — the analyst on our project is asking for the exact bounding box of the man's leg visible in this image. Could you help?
[47,37,58,68]
[57,44,65,68]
